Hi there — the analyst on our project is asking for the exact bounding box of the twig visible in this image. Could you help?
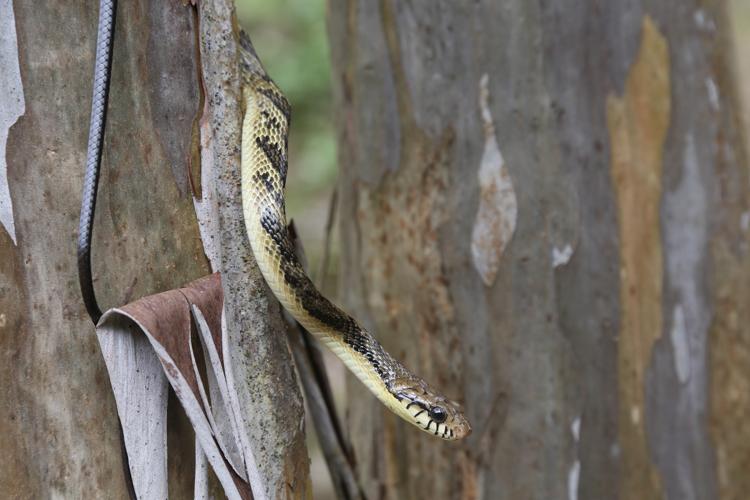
[286,321,364,500]
[314,187,339,292]
[287,221,364,500]
[288,221,342,443]
[308,189,353,458]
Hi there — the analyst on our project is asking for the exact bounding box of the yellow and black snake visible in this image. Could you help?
[78,3,469,447]
[238,35,471,440]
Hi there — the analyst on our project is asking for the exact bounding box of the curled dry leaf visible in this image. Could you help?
[97,274,254,500]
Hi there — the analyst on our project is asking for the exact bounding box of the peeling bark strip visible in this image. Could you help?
[0,0,23,245]
[196,1,310,498]
[607,16,669,499]
[471,74,517,287]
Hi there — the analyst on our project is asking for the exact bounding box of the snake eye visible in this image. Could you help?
[429,406,447,423]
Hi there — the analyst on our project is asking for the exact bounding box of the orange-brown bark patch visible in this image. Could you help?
[607,15,670,500]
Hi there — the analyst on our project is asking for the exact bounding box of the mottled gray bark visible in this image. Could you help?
[329,1,749,499]
[0,1,206,497]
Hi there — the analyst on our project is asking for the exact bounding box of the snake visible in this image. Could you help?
[238,34,471,440]
[78,2,138,498]
[78,0,469,447]
[78,0,118,325]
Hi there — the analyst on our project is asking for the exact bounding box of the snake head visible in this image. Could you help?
[390,379,471,440]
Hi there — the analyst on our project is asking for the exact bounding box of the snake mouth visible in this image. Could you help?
[396,389,472,440]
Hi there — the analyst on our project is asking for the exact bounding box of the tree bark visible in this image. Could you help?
[197,1,311,498]
[0,1,311,497]
[0,1,206,497]
[329,1,749,499]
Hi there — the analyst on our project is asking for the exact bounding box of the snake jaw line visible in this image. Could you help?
[391,380,471,440]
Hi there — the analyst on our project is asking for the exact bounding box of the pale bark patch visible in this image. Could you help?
[0,0,24,245]
[471,74,517,287]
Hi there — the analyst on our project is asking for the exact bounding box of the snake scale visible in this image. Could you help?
[239,34,471,440]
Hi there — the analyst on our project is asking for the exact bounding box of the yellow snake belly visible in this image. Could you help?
[238,34,470,440]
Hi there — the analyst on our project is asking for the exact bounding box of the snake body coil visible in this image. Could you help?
[239,35,471,440]
[78,2,137,498]
[78,0,118,324]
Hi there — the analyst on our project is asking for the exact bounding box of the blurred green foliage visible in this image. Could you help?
[236,0,336,213]
[734,0,750,31]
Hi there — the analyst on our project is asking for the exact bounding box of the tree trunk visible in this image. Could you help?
[0,1,206,497]
[328,1,749,499]
[0,1,311,497]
